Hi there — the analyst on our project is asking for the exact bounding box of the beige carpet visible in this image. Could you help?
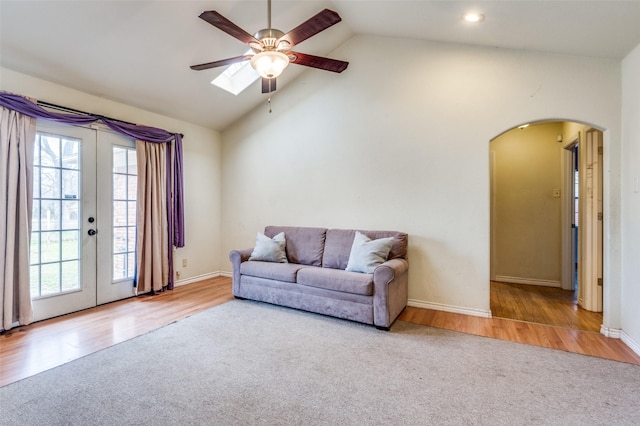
[1,299,639,425]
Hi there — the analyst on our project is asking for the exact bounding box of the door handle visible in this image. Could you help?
[88,229,97,236]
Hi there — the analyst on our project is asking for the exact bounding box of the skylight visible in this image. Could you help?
[211,50,259,95]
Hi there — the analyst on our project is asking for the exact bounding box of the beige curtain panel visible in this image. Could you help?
[136,140,169,293]
[0,105,36,330]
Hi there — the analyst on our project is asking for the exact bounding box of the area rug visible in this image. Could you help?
[1,300,639,425]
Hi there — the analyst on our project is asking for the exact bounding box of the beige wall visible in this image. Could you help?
[621,43,640,350]
[221,35,622,318]
[0,67,223,282]
[562,122,591,143]
[491,123,564,286]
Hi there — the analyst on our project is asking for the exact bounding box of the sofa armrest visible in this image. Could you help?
[229,248,253,295]
[230,248,253,264]
[374,258,409,284]
[372,258,409,329]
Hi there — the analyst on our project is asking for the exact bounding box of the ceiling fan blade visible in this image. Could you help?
[278,9,342,47]
[289,52,349,73]
[261,78,277,94]
[190,55,252,71]
[198,11,260,45]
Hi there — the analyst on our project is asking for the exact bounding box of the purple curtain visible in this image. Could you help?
[0,92,185,288]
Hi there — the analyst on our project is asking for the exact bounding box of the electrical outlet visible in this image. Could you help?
[553,189,561,198]
[176,270,181,279]
[182,259,187,267]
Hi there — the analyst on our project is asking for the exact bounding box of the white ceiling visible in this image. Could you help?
[2,1,640,131]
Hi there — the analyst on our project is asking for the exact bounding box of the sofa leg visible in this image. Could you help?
[375,325,390,331]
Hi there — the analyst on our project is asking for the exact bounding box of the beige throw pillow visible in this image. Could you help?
[345,231,394,273]
[249,232,288,263]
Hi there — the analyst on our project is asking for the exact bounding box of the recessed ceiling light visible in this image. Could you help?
[464,13,485,23]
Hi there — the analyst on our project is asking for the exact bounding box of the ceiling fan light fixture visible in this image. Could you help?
[250,51,290,79]
[463,13,485,23]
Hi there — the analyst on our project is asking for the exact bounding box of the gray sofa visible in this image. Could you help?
[229,226,409,330]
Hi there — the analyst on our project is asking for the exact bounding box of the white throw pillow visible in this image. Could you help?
[345,231,394,273]
[249,232,288,263]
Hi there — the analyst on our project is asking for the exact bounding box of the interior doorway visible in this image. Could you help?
[489,121,604,332]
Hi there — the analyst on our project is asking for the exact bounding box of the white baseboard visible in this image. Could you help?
[600,325,621,338]
[494,275,561,288]
[174,271,222,287]
[219,270,232,278]
[408,299,492,318]
[599,327,640,357]
[621,330,640,356]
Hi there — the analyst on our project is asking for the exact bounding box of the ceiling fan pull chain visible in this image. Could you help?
[268,96,272,113]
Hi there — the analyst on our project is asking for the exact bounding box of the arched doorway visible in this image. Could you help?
[489,120,604,332]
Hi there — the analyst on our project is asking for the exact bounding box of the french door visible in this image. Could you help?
[30,121,137,321]
[96,131,138,305]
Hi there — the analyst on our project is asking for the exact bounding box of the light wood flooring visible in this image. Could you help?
[0,277,233,387]
[490,280,603,332]
[1,276,638,388]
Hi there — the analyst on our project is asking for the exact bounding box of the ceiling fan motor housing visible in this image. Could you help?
[251,28,290,53]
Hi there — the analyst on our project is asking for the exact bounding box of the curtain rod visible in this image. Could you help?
[37,100,184,138]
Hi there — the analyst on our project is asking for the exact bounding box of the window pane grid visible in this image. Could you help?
[30,133,81,299]
[112,147,137,281]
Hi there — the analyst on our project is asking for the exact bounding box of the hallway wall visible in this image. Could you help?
[491,122,564,286]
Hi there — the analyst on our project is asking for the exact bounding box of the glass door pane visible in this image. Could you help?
[31,133,81,297]
[112,146,137,281]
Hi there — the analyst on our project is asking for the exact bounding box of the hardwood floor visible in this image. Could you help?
[399,307,639,365]
[1,276,638,388]
[400,280,638,365]
[490,280,603,332]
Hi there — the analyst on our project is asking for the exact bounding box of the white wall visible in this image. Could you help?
[491,123,564,286]
[621,43,640,349]
[221,35,622,319]
[0,67,223,282]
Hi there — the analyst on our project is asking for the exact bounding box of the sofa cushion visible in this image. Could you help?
[297,267,373,296]
[323,229,409,270]
[345,231,394,273]
[249,232,287,263]
[240,261,308,283]
[265,226,327,266]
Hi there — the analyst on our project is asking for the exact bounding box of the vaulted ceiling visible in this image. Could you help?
[2,1,640,130]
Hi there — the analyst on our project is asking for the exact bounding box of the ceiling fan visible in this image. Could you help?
[190,0,349,94]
